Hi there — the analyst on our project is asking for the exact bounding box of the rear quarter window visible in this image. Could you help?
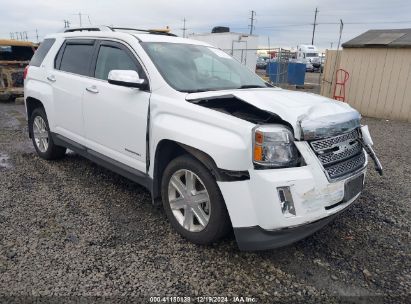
[57,40,95,76]
[29,39,55,67]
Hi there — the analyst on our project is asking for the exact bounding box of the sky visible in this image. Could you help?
[0,0,410,50]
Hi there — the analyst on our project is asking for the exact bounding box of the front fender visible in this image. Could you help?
[150,112,253,176]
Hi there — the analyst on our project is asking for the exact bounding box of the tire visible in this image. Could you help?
[161,155,231,245]
[29,107,66,160]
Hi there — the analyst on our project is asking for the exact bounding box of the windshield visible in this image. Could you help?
[141,42,267,92]
[0,45,34,61]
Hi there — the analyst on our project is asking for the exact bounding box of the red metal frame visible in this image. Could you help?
[333,69,350,102]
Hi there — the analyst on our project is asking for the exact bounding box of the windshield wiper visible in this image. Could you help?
[185,85,267,93]
[237,85,266,89]
[185,88,230,93]
[185,89,209,93]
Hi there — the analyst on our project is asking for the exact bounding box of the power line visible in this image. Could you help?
[249,10,256,35]
[9,31,29,41]
[64,20,71,28]
[317,20,411,25]
[311,7,318,45]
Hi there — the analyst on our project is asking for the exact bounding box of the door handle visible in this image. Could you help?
[46,75,56,82]
[86,86,99,94]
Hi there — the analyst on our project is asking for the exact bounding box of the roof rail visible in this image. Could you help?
[64,26,112,33]
[109,27,178,37]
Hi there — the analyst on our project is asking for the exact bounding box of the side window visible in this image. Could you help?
[59,41,94,76]
[30,38,55,67]
[94,45,143,81]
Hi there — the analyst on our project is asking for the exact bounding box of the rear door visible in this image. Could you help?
[51,39,95,143]
[82,40,150,173]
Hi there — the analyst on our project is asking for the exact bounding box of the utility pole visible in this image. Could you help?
[249,10,256,35]
[181,18,187,38]
[78,12,82,27]
[336,20,344,51]
[330,42,333,49]
[329,19,344,97]
[311,7,318,45]
[10,33,14,40]
[36,29,39,43]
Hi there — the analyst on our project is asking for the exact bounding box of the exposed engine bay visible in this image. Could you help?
[188,96,291,126]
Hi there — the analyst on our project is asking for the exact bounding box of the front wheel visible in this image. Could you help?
[161,155,231,245]
[29,107,66,160]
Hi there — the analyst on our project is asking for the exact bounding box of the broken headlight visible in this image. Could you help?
[253,125,299,168]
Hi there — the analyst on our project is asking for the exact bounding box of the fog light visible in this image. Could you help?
[277,186,296,217]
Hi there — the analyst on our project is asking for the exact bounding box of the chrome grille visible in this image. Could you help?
[317,141,363,165]
[309,129,366,181]
[326,153,366,179]
[311,129,358,152]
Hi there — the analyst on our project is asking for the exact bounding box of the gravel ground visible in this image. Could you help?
[0,102,410,303]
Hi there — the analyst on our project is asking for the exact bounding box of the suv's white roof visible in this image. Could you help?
[46,30,213,47]
[133,33,211,46]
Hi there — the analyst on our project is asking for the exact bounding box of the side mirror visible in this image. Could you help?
[108,70,147,89]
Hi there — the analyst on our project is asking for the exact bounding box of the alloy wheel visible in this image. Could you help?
[33,116,49,153]
[168,169,211,232]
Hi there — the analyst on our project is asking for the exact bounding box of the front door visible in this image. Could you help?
[82,40,150,173]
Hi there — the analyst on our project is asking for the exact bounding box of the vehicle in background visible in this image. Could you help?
[296,44,320,72]
[256,57,267,69]
[0,39,36,101]
[311,55,325,73]
[305,62,314,72]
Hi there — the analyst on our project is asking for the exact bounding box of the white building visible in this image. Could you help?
[189,32,259,71]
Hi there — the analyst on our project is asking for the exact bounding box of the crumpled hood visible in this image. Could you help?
[186,88,360,140]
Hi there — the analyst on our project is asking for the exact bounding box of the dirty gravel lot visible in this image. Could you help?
[0,102,410,303]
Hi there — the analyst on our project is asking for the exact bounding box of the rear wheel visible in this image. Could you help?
[30,107,66,160]
[161,155,231,245]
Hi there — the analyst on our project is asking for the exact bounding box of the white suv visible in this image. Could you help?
[24,27,382,250]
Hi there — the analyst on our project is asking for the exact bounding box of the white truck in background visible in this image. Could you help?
[296,44,320,72]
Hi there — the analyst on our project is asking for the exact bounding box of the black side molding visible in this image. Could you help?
[217,168,250,181]
[51,133,152,191]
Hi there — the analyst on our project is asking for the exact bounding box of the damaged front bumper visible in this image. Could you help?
[233,204,350,251]
[218,140,368,251]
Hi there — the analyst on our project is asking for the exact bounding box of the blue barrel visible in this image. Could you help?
[266,62,305,85]
[287,62,306,86]
[266,62,287,84]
